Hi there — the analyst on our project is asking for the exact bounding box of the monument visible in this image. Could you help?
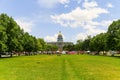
[47,31,73,51]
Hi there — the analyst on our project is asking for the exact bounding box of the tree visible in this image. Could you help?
[90,33,107,55]
[23,33,35,52]
[107,20,120,50]
[63,44,75,51]
[0,13,48,54]
[37,38,46,51]
[0,14,24,52]
[51,45,58,51]
[74,40,84,51]
[0,26,8,52]
[0,14,9,52]
[82,36,91,51]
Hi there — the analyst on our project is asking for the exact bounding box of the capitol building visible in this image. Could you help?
[47,31,73,51]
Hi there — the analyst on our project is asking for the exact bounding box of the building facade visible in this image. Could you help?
[47,31,73,51]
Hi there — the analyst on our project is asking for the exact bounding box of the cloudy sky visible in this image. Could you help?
[0,0,120,43]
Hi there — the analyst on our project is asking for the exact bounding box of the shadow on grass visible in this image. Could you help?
[0,56,18,59]
[110,56,120,59]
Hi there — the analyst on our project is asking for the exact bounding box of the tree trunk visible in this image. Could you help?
[95,51,99,55]
[10,52,12,57]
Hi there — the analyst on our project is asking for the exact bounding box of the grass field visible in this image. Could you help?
[0,55,120,80]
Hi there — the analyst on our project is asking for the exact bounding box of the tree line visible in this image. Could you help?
[0,13,57,56]
[0,13,120,56]
[68,20,120,55]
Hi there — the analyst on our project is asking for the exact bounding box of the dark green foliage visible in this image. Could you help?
[37,38,46,51]
[46,44,58,51]
[0,13,46,53]
[74,36,91,51]
[107,20,120,50]
[89,33,107,54]
[82,36,91,51]
[74,40,84,51]
[63,44,75,51]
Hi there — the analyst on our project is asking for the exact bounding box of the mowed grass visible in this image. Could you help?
[0,55,120,80]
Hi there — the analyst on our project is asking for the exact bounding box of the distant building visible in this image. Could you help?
[47,31,73,51]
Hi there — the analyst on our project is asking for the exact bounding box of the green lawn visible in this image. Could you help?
[0,55,120,80]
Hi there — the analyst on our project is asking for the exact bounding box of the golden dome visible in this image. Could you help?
[58,31,62,37]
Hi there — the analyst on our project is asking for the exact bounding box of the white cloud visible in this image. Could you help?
[83,0,98,9]
[87,28,106,35]
[51,6,109,28]
[107,3,114,8]
[76,33,87,40]
[59,0,69,4]
[76,28,106,41]
[37,0,69,8]
[45,34,58,42]
[15,17,35,32]
[100,20,113,27]
[51,0,112,41]
[76,20,113,40]
[64,5,69,8]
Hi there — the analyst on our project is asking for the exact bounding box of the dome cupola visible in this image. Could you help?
[57,31,63,42]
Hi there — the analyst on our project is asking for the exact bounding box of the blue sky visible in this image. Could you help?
[0,0,120,43]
